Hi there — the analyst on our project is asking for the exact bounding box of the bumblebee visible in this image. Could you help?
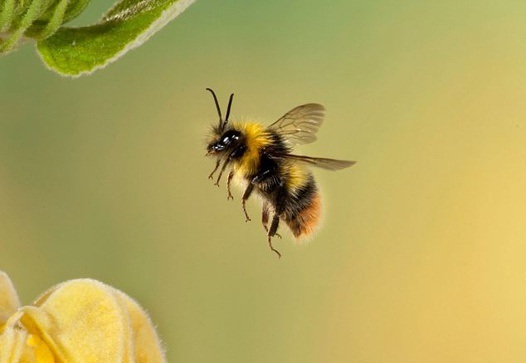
[205,89,355,257]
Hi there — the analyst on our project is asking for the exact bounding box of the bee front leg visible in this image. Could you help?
[208,158,222,179]
[241,183,254,222]
[226,171,235,200]
[214,159,230,186]
[267,214,282,258]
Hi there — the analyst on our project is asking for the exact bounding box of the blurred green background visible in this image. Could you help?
[2,0,526,362]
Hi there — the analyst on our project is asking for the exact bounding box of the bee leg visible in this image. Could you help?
[214,159,230,186]
[241,183,254,222]
[267,214,282,258]
[208,158,222,179]
[226,171,234,200]
[262,202,269,232]
[262,206,281,238]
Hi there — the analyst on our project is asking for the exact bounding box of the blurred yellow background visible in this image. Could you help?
[1,1,526,362]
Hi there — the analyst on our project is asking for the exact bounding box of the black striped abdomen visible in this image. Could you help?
[281,175,321,239]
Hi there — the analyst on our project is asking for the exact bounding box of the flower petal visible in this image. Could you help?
[20,279,128,361]
[20,279,166,362]
[113,290,167,363]
[0,271,20,325]
[0,312,30,363]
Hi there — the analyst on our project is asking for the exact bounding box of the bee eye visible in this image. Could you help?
[221,131,240,145]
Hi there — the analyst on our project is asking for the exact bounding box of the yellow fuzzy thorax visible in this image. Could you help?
[231,121,272,176]
[230,121,312,193]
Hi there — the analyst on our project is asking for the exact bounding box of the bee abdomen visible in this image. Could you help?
[285,192,321,239]
[282,177,321,239]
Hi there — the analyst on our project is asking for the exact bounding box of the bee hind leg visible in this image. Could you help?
[262,204,281,238]
[267,214,282,258]
[261,202,269,231]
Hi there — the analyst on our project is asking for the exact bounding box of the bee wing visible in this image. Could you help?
[268,103,325,146]
[271,153,356,171]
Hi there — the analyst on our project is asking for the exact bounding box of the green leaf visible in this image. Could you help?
[37,0,197,77]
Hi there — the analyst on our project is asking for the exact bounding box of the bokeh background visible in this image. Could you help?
[2,0,526,362]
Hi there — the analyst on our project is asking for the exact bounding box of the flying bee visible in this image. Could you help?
[205,89,356,258]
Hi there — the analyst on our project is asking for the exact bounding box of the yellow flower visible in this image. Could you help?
[0,271,166,363]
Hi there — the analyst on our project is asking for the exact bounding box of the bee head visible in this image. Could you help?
[206,129,242,156]
[205,88,235,156]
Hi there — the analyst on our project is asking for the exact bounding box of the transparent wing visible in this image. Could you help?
[268,103,325,146]
[271,153,356,171]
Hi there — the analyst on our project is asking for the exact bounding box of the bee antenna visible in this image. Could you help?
[224,93,234,126]
[206,88,223,127]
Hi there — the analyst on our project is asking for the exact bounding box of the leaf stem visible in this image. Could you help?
[0,0,16,32]
[0,0,45,53]
[31,0,68,40]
